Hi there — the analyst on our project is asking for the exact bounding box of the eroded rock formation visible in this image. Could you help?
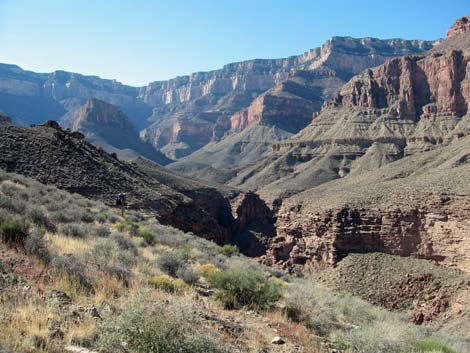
[251,18,470,273]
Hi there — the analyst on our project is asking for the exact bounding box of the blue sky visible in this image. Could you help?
[0,0,467,86]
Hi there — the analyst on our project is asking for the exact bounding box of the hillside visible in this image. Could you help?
[0,170,468,353]
[0,120,238,243]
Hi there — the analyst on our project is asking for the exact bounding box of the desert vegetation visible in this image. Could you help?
[0,169,468,353]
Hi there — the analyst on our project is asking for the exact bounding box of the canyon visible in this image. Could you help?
[1,17,470,277]
[251,17,470,274]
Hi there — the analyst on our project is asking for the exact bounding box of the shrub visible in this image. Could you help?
[49,205,93,224]
[0,182,21,196]
[115,219,139,236]
[80,210,95,223]
[0,193,26,213]
[138,227,155,245]
[0,218,29,247]
[285,279,381,336]
[329,319,418,353]
[59,223,89,237]
[25,227,50,263]
[207,266,282,310]
[176,265,200,285]
[111,233,138,256]
[148,275,183,293]
[93,225,111,238]
[0,208,14,223]
[156,250,189,277]
[87,238,134,281]
[199,263,219,278]
[219,244,239,257]
[96,299,224,353]
[51,254,91,290]
[25,205,56,232]
[416,339,457,353]
[147,223,185,247]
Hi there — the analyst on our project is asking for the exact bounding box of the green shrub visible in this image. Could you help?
[147,223,185,247]
[207,266,282,310]
[176,265,200,285]
[219,244,239,257]
[148,275,186,293]
[96,300,224,353]
[138,227,155,245]
[111,233,138,256]
[285,279,382,336]
[416,339,457,353]
[59,222,89,237]
[51,254,92,290]
[330,319,418,353]
[0,193,26,213]
[87,238,134,281]
[0,218,29,247]
[25,227,51,263]
[156,250,189,277]
[93,225,111,238]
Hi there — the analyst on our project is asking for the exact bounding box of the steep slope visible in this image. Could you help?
[60,98,171,165]
[169,37,435,180]
[235,18,470,203]
[0,120,233,243]
[131,157,276,255]
[251,17,470,273]
[0,119,278,247]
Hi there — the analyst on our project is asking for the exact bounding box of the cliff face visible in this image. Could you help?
[267,200,470,273]
[140,37,434,158]
[234,21,470,202]
[0,37,433,160]
[60,99,171,165]
[253,18,470,273]
[447,16,470,38]
[168,38,434,181]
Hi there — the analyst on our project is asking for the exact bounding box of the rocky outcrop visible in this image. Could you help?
[60,99,171,164]
[265,198,470,272]
[447,16,470,38]
[62,98,134,131]
[230,191,273,231]
[229,191,276,256]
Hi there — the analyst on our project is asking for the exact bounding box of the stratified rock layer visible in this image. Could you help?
[256,18,470,273]
[60,99,171,164]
